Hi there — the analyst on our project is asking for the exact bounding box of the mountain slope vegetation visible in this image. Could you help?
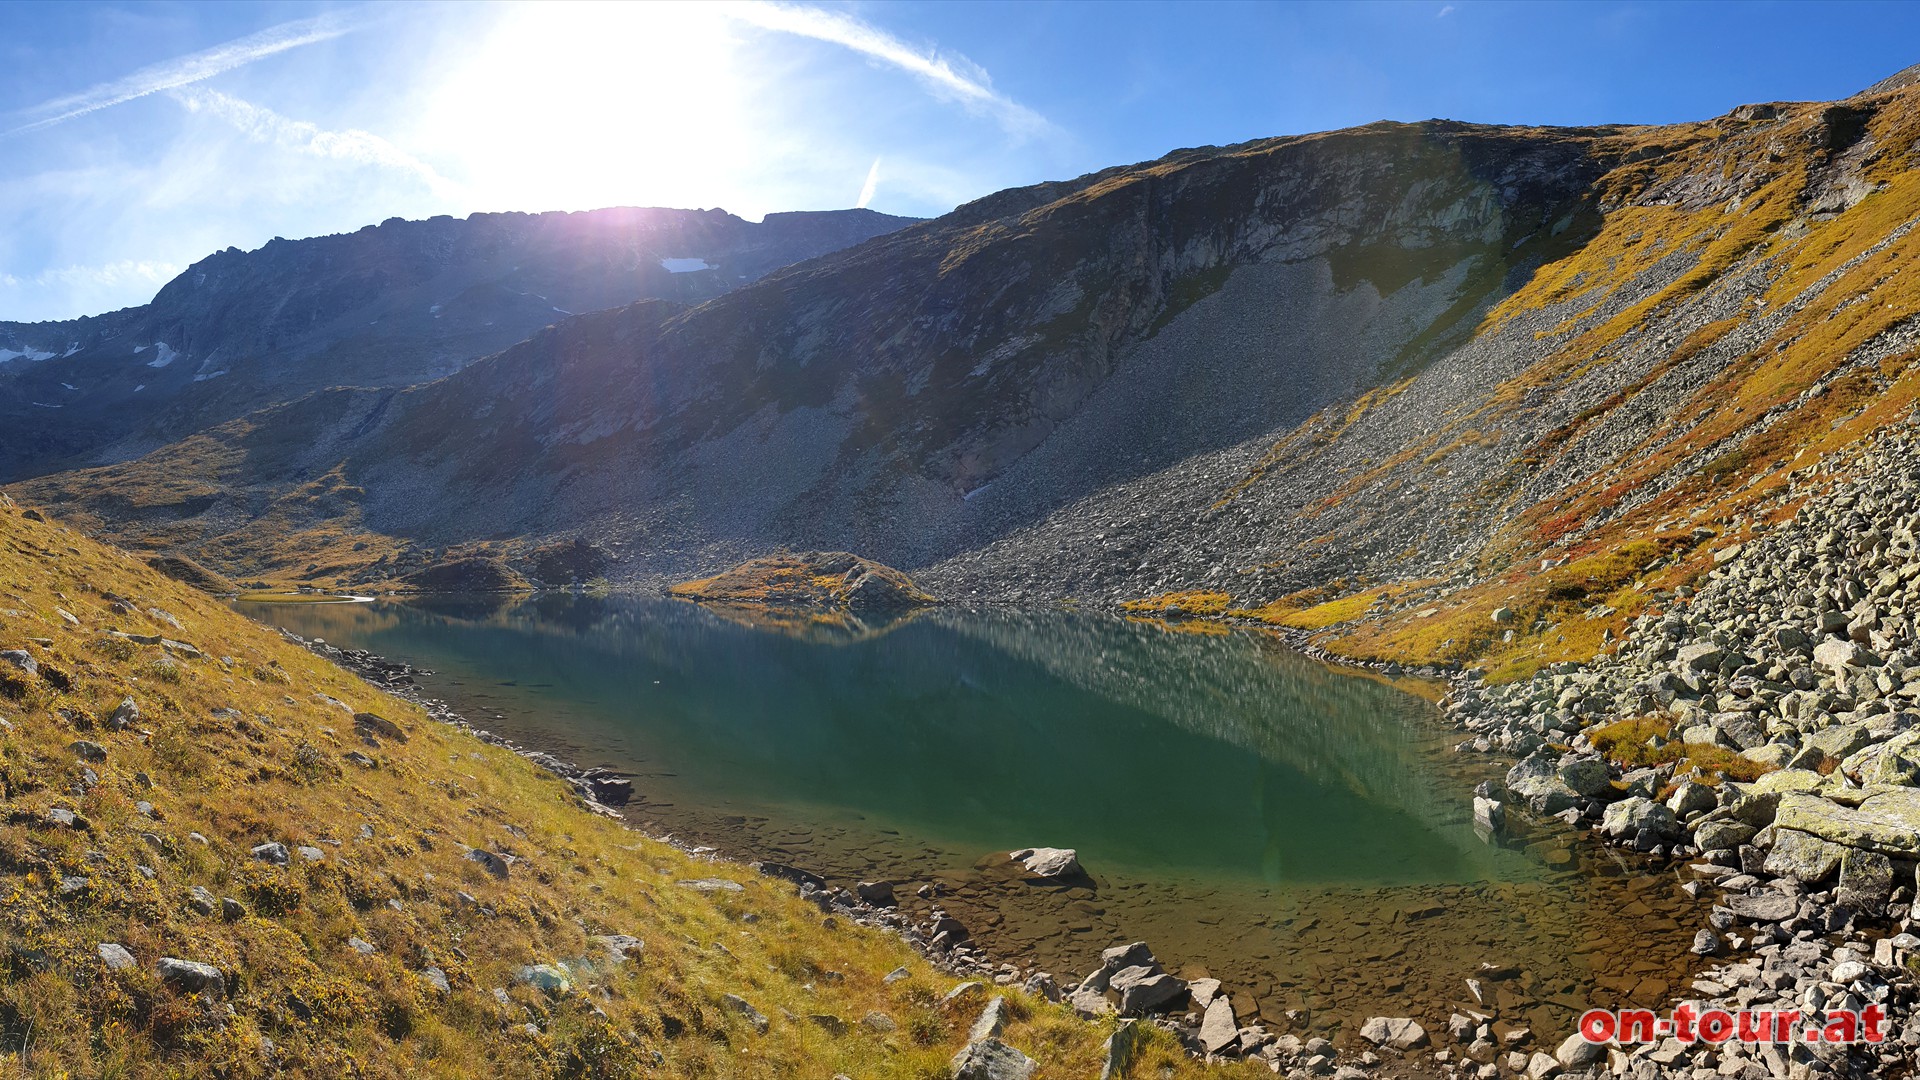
[14,75,1920,687]
[0,493,1237,1078]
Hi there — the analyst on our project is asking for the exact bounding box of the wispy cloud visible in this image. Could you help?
[3,12,358,137]
[1437,5,1456,16]
[0,259,182,291]
[170,86,458,198]
[719,2,1049,138]
[856,157,881,208]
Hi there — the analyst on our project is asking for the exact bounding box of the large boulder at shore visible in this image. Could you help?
[1762,828,1845,883]
[1109,965,1186,1015]
[1600,796,1680,841]
[1774,789,1920,858]
[670,551,937,612]
[1505,753,1581,814]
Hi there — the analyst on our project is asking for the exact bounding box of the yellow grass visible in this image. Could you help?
[0,495,1251,1079]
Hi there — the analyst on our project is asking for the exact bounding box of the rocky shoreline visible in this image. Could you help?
[268,602,1697,1078]
[1430,419,1920,1079]
[276,415,1920,1080]
[282,630,1275,1075]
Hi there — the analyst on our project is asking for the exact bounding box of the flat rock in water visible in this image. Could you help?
[1187,977,1222,1008]
[1360,1016,1429,1051]
[1010,847,1081,879]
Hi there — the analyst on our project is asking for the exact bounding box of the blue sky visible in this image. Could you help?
[0,0,1915,322]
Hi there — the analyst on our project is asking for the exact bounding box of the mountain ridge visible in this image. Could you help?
[0,205,918,480]
[15,75,1920,684]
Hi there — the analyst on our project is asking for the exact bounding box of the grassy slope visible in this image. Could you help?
[0,495,1239,1079]
[1158,87,1920,683]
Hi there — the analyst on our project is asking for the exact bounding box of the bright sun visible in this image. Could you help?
[415,2,759,215]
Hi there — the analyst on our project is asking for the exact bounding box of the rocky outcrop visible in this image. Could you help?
[669,552,936,614]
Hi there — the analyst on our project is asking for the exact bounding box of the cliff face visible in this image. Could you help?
[0,206,917,479]
[17,77,1920,682]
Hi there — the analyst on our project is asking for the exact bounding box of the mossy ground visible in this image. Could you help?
[0,497,1245,1079]
[1586,716,1775,787]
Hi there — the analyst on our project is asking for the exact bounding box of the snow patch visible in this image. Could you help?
[145,342,179,368]
[191,370,228,382]
[60,383,78,391]
[0,346,55,363]
[31,402,60,409]
[133,384,145,393]
[551,306,573,315]
[660,257,713,274]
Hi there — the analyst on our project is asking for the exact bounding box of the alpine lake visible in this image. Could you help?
[236,593,1713,1049]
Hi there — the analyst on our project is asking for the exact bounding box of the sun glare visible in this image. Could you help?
[416,2,756,215]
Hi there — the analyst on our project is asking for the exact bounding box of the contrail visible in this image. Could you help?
[856,157,881,208]
[171,86,458,198]
[4,11,359,137]
[718,2,1049,138]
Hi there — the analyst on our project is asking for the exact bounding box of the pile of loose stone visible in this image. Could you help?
[1443,417,1920,1078]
